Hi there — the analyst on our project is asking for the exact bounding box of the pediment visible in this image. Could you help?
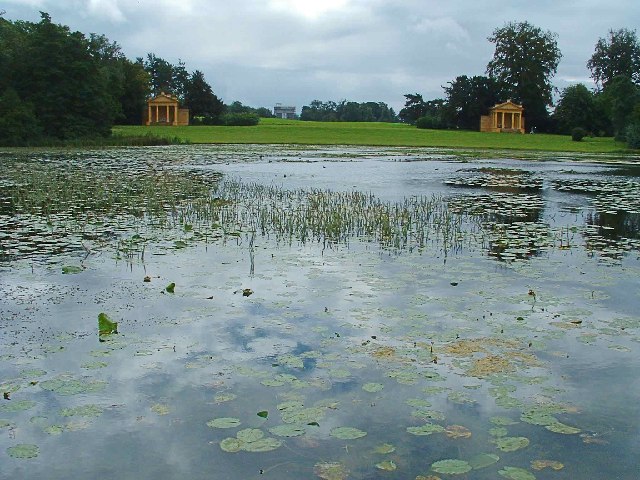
[491,100,524,112]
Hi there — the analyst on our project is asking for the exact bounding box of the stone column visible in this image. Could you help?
[147,105,151,125]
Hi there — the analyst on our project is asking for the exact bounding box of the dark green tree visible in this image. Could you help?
[486,21,562,131]
[0,88,41,145]
[14,12,115,139]
[184,70,224,121]
[553,84,597,134]
[443,75,506,130]
[143,54,188,99]
[587,28,640,89]
[599,75,640,140]
[399,93,427,124]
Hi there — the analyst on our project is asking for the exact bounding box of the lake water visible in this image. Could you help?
[1,145,639,479]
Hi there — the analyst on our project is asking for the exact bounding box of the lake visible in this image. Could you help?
[1,145,639,479]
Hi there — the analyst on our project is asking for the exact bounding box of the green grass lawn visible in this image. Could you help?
[113,118,631,154]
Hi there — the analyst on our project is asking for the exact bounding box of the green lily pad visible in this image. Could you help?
[499,466,536,480]
[44,425,65,435]
[257,410,269,419]
[62,265,83,274]
[98,312,118,335]
[19,369,47,378]
[545,422,581,434]
[214,393,237,403]
[406,398,432,408]
[243,437,282,452]
[330,426,367,440]
[151,404,170,415]
[431,459,472,474]
[407,423,445,436]
[469,453,500,470]
[494,436,530,452]
[165,282,175,293]
[269,424,306,437]
[0,419,14,429]
[220,437,242,453]
[81,361,108,370]
[520,410,557,426]
[489,426,509,437]
[0,400,36,413]
[282,406,325,424]
[60,404,104,417]
[207,417,242,429]
[373,443,396,454]
[7,444,39,459]
[491,416,518,426]
[362,382,384,393]
[376,460,397,471]
[237,428,264,443]
[314,462,349,480]
[41,375,107,396]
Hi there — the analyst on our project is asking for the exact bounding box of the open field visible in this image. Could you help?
[113,118,632,153]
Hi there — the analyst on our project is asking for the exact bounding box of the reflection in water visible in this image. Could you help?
[1,146,640,480]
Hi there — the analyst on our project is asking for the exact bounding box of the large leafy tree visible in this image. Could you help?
[486,21,562,131]
[184,70,224,121]
[598,75,640,140]
[443,75,506,130]
[143,54,189,100]
[399,93,427,124]
[587,28,640,89]
[553,84,598,134]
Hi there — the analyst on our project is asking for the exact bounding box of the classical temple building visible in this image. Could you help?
[480,100,525,133]
[144,92,189,126]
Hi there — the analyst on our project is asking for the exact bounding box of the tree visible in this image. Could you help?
[184,70,224,122]
[399,93,427,124]
[587,28,640,89]
[599,75,640,140]
[443,75,506,130]
[143,54,189,99]
[553,84,597,134]
[0,88,41,145]
[486,21,562,131]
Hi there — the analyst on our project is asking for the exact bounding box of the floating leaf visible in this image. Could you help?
[62,265,83,274]
[60,404,104,417]
[269,424,306,437]
[314,462,349,480]
[243,437,282,452]
[237,428,264,443]
[445,425,472,439]
[165,282,175,293]
[242,288,253,297]
[494,436,530,452]
[98,312,118,335]
[0,400,36,413]
[489,426,508,437]
[257,410,269,419]
[407,424,445,436]
[490,416,518,426]
[220,437,242,453]
[406,398,432,408]
[7,444,39,459]
[0,420,14,429]
[151,403,170,415]
[330,426,367,440]
[207,417,242,429]
[531,460,564,471]
[376,460,397,471]
[431,459,472,475]
[520,409,557,426]
[44,425,65,435]
[362,382,384,393]
[469,453,499,470]
[545,422,581,434]
[498,466,536,480]
[373,443,396,454]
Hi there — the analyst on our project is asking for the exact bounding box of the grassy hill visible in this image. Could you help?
[113,118,630,153]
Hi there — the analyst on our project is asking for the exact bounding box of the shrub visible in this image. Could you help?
[626,123,640,149]
[222,113,260,126]
[416,115,444,130]
[571,127,587,142]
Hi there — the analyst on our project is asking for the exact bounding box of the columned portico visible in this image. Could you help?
[144,92,189,126]
[480,100,525,133]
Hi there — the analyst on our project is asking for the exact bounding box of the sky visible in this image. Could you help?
[3,0,639,112]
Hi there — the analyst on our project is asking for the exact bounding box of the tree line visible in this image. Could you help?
[300,100,397,122]
[0,12,270,145]
[399,22,640,147]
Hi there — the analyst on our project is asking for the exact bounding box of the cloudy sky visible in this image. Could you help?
[3,0,639,111]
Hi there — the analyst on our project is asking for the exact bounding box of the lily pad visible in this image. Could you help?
[220,437,242,453]
[494,436,530,452]
[330,426,367,440]
[269,424,306,437]
[0,400,36,413]
[314,462,349,480]
[545,422,581,434]
[60,404,104,417]
[151,403,170,415]
[373,443,396,454]
[166,282,175,293]
[531,460,564,471]
[243,437,282,452]
[498,466,536,480]
[362,382,384,393]
[207,417,242,429]
[407,423,445,436]
[214,392,237,403]
[375,460,397,471]
[62,265,83,274]
[469,453,500,470]
[7,444,39,459]
[0,419,14,429]
[431,459,472,475]
[237,428,264,443]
